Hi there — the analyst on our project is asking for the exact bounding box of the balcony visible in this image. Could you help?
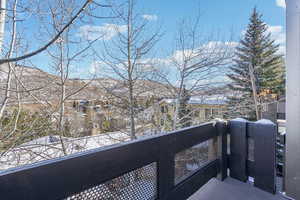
[0,119,286,200]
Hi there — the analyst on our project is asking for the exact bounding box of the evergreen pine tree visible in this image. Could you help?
[0,109,54,151]
[226,7,285,120]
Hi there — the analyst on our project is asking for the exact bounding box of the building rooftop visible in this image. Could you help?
[161,95,226,105]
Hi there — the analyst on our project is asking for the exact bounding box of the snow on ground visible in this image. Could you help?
[0,132,130,171]
[231,118,248,122]
[255,119,275,125]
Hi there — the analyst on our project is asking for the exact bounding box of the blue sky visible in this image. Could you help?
[25,0,286,78]
[140,0,286,52]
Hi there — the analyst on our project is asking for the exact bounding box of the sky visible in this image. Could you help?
[24,0,287,78]
[139,0,286,54]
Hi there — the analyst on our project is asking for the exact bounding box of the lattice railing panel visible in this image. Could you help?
[65,163,157,200]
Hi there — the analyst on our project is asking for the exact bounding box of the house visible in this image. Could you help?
[261,96,285,123]
[139,96,226,132]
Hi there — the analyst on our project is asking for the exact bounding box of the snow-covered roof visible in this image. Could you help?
[188,99,226,105]
[161,96,226,105]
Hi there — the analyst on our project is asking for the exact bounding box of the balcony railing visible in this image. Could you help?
[0,119,277,200]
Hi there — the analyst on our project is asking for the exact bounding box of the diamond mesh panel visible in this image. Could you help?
[65,163,157,200]
[174,139,215,184]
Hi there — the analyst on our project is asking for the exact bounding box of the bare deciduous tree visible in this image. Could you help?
[0,0,6,52]
[94,0,161,139]
[0,0,108,64]
[157,16,233,130]
[0,0,18,119]
[43,0,103,154]
[0,0,116,168]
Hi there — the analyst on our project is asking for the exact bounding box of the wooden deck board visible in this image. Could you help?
[188,178,287,200]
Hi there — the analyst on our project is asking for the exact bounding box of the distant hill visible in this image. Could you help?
[0,64,175,106]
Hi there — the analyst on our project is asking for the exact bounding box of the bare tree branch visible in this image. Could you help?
[0,0,91,64]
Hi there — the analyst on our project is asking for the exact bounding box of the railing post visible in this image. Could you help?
[215,121,228,181]
[228,118,248,182]
[208,121,228,181]
[252,119,277,194]
[157,135,175,199]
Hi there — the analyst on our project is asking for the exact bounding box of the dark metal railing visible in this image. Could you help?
[229,119,277,194]
[0,122,227,200]
[0,119,277,200]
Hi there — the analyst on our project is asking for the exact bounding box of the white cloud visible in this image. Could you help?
[88,41,236,85]
[142,14,158,21]
[170,41,238,66]
[267,25,286,54]
[150,41,237,85]
[78,24,126,41]
[276,0,286,8]
[89,61,101,74]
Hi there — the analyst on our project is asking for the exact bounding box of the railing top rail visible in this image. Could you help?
[0,122,218,200]
[0,122,215,176]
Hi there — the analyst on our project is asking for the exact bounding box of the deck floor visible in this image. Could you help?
[188,178,287,200]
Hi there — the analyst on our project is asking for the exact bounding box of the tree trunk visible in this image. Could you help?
[173,95,180,130]
[58,42,67,155]
[127,0,136,140]
[128,82,136,139]
[0,0,16,119]
[173,81,184,130]
[0,0,6,52]
[248,63,260,120]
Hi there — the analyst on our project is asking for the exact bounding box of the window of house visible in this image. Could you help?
[212,109,219,116]
[205,108,211,119]
[161,106,165,113]
[194,110,200,117]
[160,119,164,126]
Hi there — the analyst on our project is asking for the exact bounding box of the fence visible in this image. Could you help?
[0,119,277,199]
